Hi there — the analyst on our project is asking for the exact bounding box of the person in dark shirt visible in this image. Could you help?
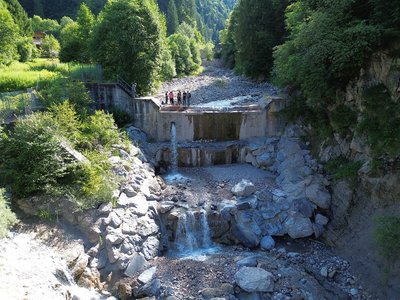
[187,90,191,106]
[177,90,182,105]
[182,91,187,106]
[165,91,168,104]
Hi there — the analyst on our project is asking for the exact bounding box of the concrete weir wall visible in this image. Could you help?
[134,98,286,142]
[85,83,285,142]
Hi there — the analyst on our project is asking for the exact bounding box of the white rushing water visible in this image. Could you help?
[170,122,178,173]
[173,210,219,260]
[0,232,104,300]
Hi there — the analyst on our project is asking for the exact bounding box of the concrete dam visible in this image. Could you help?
[86,83,286,167]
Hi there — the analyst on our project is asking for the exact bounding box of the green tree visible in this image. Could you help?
[91,0,165,94]
[273,0,381,107]
[219,10,237,68]
[176,0,196,27]
[0,1,19,65]
[76,3,95,62]
[167,0,179,35]
[232,0,288,79]
[59,21,81,62]
[60,15,74,27]
[40,34,60,58]
[168,32,199,75]
[31,15,60,36]
[3,0,32,36]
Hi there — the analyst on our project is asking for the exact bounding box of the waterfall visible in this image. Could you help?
[174,210,214,255]
[170,122,178,173]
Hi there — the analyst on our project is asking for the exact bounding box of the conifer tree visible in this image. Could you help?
[167,0,178,35]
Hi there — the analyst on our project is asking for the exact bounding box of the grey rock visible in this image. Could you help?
[260,235,275,250]
[231,179,256,197]
[138,266,157,284]
[236,256,258,268]
[305,182,331,209]
[97,202,113,215]
[284,213,314,239]
[256,188,273,202]
[108,212,122,228]
[142,236,160,260]
[315,214,329,226]
[234,267,274,293]
[133,278,161,298]
[256,152,274,168]
[320,266,328,277]
[200,283,234,299]
[124,254,149,277]
[105,233,124,246]
[292,198,315,218]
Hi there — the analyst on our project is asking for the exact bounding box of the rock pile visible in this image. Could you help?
[201,126,331,249]
[15,142,165,295]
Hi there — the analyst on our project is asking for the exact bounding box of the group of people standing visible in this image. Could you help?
[163,90,192,106]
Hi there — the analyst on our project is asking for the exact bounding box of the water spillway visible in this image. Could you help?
[172,210,216,257]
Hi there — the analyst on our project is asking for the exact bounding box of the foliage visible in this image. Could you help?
[38,78,93,117]
[0,189,17,238]
[58,11,89,62]
[3,0,32,36]
[0,113,75,197]
[358,84,400,158]
[219,0,288,78]
[111,106,134,128]
[17,36,39,62]
[329,104,358,135]
[219,10,237,68]
[202,41,214,61]
[374,216,400,260]
[325,157,363,186]
[19,0,107,19]
[167,0,179,35]
[0,91,30,121]
[168,33,199,75]
[81,110,120,150]
[74,150,116,210]
[31,15,60,36]
[0,60,58,92]
[273,0,382,107]
[0,102,122,209]
[91,0,165,95]
[40,34,61,58]
[0,2,20,65]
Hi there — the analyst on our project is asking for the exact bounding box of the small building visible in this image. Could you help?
[33,31,46,48]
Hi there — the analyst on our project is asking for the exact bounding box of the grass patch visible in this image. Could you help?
[374,216,400,260]
[0,59,103,93]
[325,156,363,185]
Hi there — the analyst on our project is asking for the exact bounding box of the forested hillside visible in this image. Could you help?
[17,0,236,42]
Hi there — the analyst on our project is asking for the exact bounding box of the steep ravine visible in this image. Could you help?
[311,43,400,299]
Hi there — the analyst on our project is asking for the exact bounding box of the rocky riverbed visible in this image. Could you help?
[153,61,281,107]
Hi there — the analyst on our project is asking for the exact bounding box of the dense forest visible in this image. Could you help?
[220,0,400,158]
[17,0,236,41]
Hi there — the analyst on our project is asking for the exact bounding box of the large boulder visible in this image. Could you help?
[284,213,314,239]
[232,179,256,197]
[124,254,148,277]
[232,211,261,248]
[305,182,331,209]
[234,267,274,293]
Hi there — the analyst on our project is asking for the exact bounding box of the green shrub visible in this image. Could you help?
[330,104,357,135]
[0,189,17,238]
[374,216,400,260]
[73,151,117,210]
[110,106,133,128]
[325,157,363,186]
[358,84,400,158]
[38,78,93,117]
[81,110,120,150]
[0,113,76,197]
